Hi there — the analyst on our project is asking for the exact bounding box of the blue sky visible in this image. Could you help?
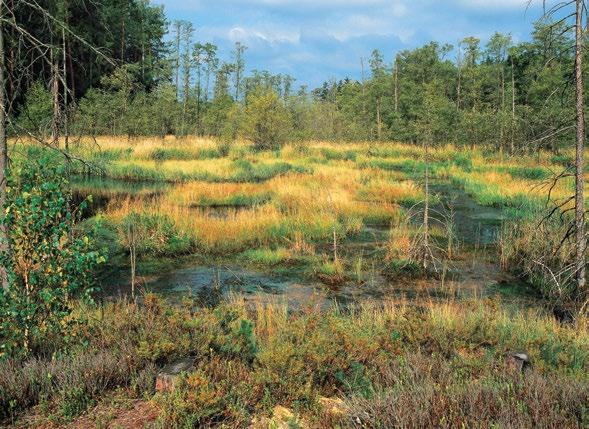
[154,0,548,89]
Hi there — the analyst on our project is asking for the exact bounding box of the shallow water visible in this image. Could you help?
[74,176,511,305]
[71,176,171,217]
[146,265,332,308]
[430,182,504,246]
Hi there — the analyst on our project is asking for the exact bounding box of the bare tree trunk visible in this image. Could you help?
[394,55,399,113]
[422,137,430,270]
[360,57,367,135]
[196,67,201,135]
[129,222,136,301]
[376,98,382,140]
[457,45,462,111]
[499,65,505,155]
[120,15,125,63]
[62,26,68,151]
[575,0,586,293]
[511,56,516,154]
[140,16,145,81]
[500,67,505,108]
[175,22,181,101]
[0,0,8,289]
[51,50,60,146]
[67,40,75,98]
[205,66,211,103]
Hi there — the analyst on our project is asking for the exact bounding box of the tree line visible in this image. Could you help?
[5,10,586,157]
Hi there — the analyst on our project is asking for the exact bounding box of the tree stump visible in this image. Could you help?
[506,352,530,373]
[155,356,197,393]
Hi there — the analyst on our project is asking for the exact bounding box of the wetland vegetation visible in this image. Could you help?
[58,137,573,305]
[1,136,585,428]
[1,0,589,427]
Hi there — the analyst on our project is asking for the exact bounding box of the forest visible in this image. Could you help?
[6,1,587,152]
[0,0,588,428]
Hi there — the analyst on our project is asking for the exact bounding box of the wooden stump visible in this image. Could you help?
[506,352,530,373]
[155,356,197,393]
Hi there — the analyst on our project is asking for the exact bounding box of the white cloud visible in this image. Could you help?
[155,0,546,87]
[328,14,390,40]
[155,0,396,11]
[457,0,531,9]
[228,25,300,44]
[227,0,388,6]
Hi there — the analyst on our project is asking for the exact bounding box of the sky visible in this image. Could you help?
[154,0,549,89]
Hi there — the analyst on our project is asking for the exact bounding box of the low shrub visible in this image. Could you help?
[3,297,589,426]
[0,350,132,422]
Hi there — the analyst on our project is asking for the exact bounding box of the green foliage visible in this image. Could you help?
[0,156,106,358]
[505,166,550,180]
[500,214,582,304]
[335,362,373,398]
[243,88,292,150]
[320,148,357,161]
[231,160,308,182]
[14,81,53,136]
[149,148,197,161]
[451,153,473,171]
[240,248,294,266]
[58,386,95,421]
[38,12,580,154]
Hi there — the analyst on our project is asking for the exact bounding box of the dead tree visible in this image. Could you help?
[510,55,516,153]
[0,0,8,288]
[51,47,60,146]
[393,54,399,113]
[62,25,68,151]
[573,0,586,294]
[422,136,431,270]
[0,0,116,291]
[530,0,587,310]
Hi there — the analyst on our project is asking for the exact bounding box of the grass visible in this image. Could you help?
[99,158,309,183]
[3,137,589,428]
[10,136,586,297]
[92,157,408,256]
[240,247,300,266]
[167,182,272,207]
[449,167,577,216]
[2,296,588,427]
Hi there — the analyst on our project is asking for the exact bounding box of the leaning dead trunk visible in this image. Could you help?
[574,0,586,294]
[376,98,382,140]
[62,26,69,151]
[0,0,8,289]
[510,56,516,154]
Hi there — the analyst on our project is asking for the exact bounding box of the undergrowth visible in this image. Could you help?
[1,296,588,427]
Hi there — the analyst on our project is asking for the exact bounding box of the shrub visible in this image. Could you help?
[345,355,589,428]
[451,152,473,171]
[243,88,292,151]
[14,81,53,136]
[2,298,589,426]
[149,148,193,161]
[499,214,583,305]
[0,157,105,358]
[0,350,132,421]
